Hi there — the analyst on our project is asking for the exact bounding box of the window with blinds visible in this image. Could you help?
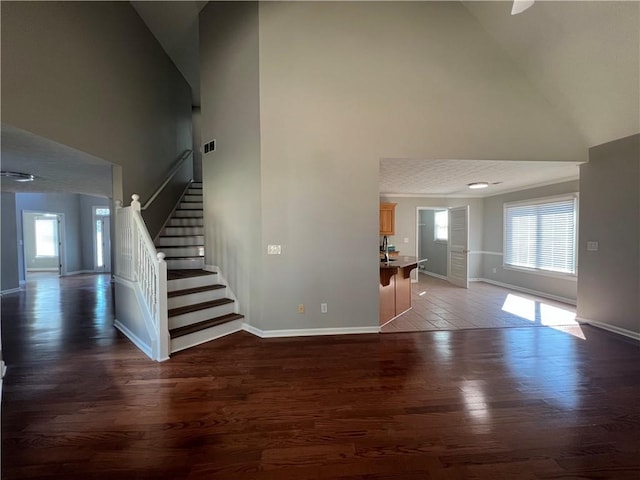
[504,194,578,275]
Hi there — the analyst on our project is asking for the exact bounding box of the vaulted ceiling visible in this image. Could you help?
[2,1,638,197]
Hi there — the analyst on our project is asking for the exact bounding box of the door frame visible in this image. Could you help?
[21,210,66,277]
[92,206,111,272]
[415,206,450,281]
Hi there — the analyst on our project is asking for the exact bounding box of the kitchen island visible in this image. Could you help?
[379,256,422,325]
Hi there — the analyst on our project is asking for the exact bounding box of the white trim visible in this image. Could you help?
[1,360,6,379]
[114,319,153,359]
[502,265,577,282]
[243,324,380,338]
[0,288,22,295]
[575,317,640,342]
[474,278,576,306]
[62,270,95,276]
[205,264,238,306]
[472,251,503,256]
[419,270,448,281]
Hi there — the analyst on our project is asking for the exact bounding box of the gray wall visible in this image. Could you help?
[23,212,60,271]
[383,196,484,281]
[1,1,192,224]
[577,134,639,334]
[200,2,264,329]
[201,2,585,332]
[14,193,109,281]
[481,180,580,302]
[419,209,448,277]
[1,192,20,292]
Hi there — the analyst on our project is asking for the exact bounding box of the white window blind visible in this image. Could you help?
[504,195,577,275]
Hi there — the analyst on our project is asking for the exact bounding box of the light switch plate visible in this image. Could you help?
[587,241,599,252]
[267,244,282,255]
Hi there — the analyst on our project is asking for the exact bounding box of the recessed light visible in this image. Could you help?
[468,182,489,189]
[1,171,35,182]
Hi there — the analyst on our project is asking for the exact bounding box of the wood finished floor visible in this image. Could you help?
[2,273,640,479]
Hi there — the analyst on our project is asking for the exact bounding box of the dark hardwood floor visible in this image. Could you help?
[2,274,639,479]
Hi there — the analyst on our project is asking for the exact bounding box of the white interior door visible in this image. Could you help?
[94,207,111,273]
[448,206,469,289]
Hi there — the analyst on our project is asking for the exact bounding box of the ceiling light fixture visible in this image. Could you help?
[468,182,489,190]
[1,171,35,182]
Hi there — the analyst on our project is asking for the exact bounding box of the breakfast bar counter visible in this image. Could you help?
[379,256,423,325]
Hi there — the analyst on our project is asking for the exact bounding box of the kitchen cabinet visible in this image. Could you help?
[380,203,396,236]
[379,256,419,325]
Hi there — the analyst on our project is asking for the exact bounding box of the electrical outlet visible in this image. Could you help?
[297,304,305,314]
[321,303,328,313]
[267,244,282,255]
[493,268,497,274]
[403,237,409,243]
[587,241,599,252]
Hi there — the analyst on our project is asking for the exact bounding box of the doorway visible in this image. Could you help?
[93,206,111,272]
[22,211,65,277]
[417,207,449,280]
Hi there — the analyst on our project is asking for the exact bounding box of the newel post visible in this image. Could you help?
[131,194,141,212]
[157,252,170,361]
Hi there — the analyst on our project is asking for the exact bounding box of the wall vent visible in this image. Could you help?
[203,139,216,154]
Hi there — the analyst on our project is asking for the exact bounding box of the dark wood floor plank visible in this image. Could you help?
[2,273,640,479]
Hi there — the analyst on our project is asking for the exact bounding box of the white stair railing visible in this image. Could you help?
[115,194,169,361]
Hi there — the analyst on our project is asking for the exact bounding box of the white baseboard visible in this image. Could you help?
[114,319,153,360]
[64,270,96,276]
[475,278,576,306]
[575,317,640,342]
[243,323,379,338]
[0,287,21,296]
[419,270,448,281]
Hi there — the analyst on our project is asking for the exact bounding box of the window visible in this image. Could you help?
[434,210,448,242]
[35,217,57,257]
[95,207,110,216]
[504,194,578,275]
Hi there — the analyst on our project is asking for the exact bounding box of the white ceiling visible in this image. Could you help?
[1,124,113,197]
[380,158,580,197]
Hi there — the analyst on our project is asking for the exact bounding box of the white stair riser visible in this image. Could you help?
[160,246,204,257]
[169,303,236,329]
[156,236,204,247]
[168,273,219,292]
[180,202,203,209]
[191,183,203,188]
[168,288,226,309]
[166,258,205,269]
[163,226,204,236]
[167,218,203,227]
[170,319,242,354]
[184,195,203,202]
[174,210,202,218]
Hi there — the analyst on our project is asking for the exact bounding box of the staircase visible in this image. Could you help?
[154,182,244,354]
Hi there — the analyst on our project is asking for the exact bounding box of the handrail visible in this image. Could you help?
[114,194,169,361]
[142,149,193,210]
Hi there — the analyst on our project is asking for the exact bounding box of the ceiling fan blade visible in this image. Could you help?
[511,0,535,15]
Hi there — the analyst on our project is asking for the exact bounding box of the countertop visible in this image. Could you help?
[379,255,425,269]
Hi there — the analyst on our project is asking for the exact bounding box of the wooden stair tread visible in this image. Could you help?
[168,284,225,298]
[168,298,234,317]
[170,313,244,339]
[167,269,216,280]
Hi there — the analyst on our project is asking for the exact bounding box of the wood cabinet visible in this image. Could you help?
[379,203,396,236]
